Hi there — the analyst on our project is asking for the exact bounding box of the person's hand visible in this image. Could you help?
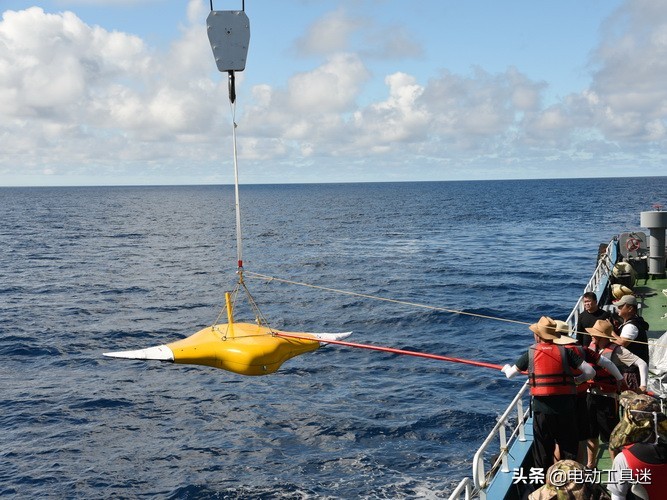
[617,379,629,393]
[501,364,513,378]
[638,385,647,394]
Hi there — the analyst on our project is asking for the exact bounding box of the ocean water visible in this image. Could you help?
[1,177,666,498]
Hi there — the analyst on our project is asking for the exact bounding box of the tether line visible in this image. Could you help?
[243,270,666,351]
[245,271,528,326]
[275,332,504,371]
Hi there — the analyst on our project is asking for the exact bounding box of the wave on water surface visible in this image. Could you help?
[1,178,665,497]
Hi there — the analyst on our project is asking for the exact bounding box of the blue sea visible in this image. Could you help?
[1,178,666,498]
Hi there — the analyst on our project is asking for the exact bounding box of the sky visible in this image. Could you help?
[1,0,666,186]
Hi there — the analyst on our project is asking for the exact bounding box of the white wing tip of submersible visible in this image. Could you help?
[103,345,175,362]
[311,332,353,345]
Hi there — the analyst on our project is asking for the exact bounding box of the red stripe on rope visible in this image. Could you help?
[275,332,503,371]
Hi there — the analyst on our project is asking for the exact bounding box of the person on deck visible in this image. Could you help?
[611,294,649,391]
[553,320,624,468]
[528,459,610,500]
[501,316,595,477]
[608,440,667,499]
[586,319,648,463]
[576,292,611,347]
[607,394,667,500]
[609,392,667,456]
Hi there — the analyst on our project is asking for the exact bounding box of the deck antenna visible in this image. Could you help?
[207,1,250,279]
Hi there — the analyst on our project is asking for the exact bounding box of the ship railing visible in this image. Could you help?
[447,477,472,499]
[565,239,617,333]
[471,382,531,499]
[448,381,531,499]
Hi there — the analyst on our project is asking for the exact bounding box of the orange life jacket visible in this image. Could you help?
[527,343,576,396]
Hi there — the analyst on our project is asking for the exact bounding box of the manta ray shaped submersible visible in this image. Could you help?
[103,6,351,375]
[103,314,352,376]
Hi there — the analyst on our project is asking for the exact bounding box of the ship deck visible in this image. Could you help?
[635,275,667,343]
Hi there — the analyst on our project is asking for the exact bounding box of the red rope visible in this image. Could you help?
[275,332,503,371]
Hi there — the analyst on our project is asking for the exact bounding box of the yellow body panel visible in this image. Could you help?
[166,322,321,375]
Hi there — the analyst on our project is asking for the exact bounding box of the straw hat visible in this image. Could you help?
[529,316,561,340]
[553,320,577,345]
[612,283,634,299]
[585,319,614,339]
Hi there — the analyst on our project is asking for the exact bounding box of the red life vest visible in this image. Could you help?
[527,343,576,396]
[623,443,667,497]
[592,344,620,393]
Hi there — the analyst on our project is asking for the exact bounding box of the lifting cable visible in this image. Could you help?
[208,2,267,329]
[229,77,243,273]
[207,1,249,276]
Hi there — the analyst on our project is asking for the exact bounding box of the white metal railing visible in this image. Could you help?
[448,239,618,500]
[447,382,531,499]
[472,382,531,499]
[565,239,617,334]
[447,477,472,500]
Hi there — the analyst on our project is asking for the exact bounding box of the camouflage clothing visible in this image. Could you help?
[528,460,610,500]
[609,391,667,452]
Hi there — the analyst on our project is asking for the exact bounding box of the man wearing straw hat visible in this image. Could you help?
[586,319,648,470]
[502,316,595,476]
[553,320,625,468]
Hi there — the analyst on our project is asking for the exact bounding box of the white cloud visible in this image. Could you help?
[352,72,429,150]
[287,53,370,112]
[293,7,422,60]
[1,0,666,185]
[361,24,423,60]
[0,2,228,183]
[294,8,363,56]
[581,0,667,143]
[240,52,371,159]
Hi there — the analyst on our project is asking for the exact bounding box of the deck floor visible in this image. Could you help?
[634,275,667,342]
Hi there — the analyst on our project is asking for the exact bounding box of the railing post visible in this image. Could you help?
[448,478,473,500]
[517,397,526,441]
[499,422,509,472]
[475,453,486,489]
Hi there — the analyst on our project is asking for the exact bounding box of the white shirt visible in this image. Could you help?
[620,322,639,341]
[610,345,649,387]
[607,450,651,500]
[607,452,631,499]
